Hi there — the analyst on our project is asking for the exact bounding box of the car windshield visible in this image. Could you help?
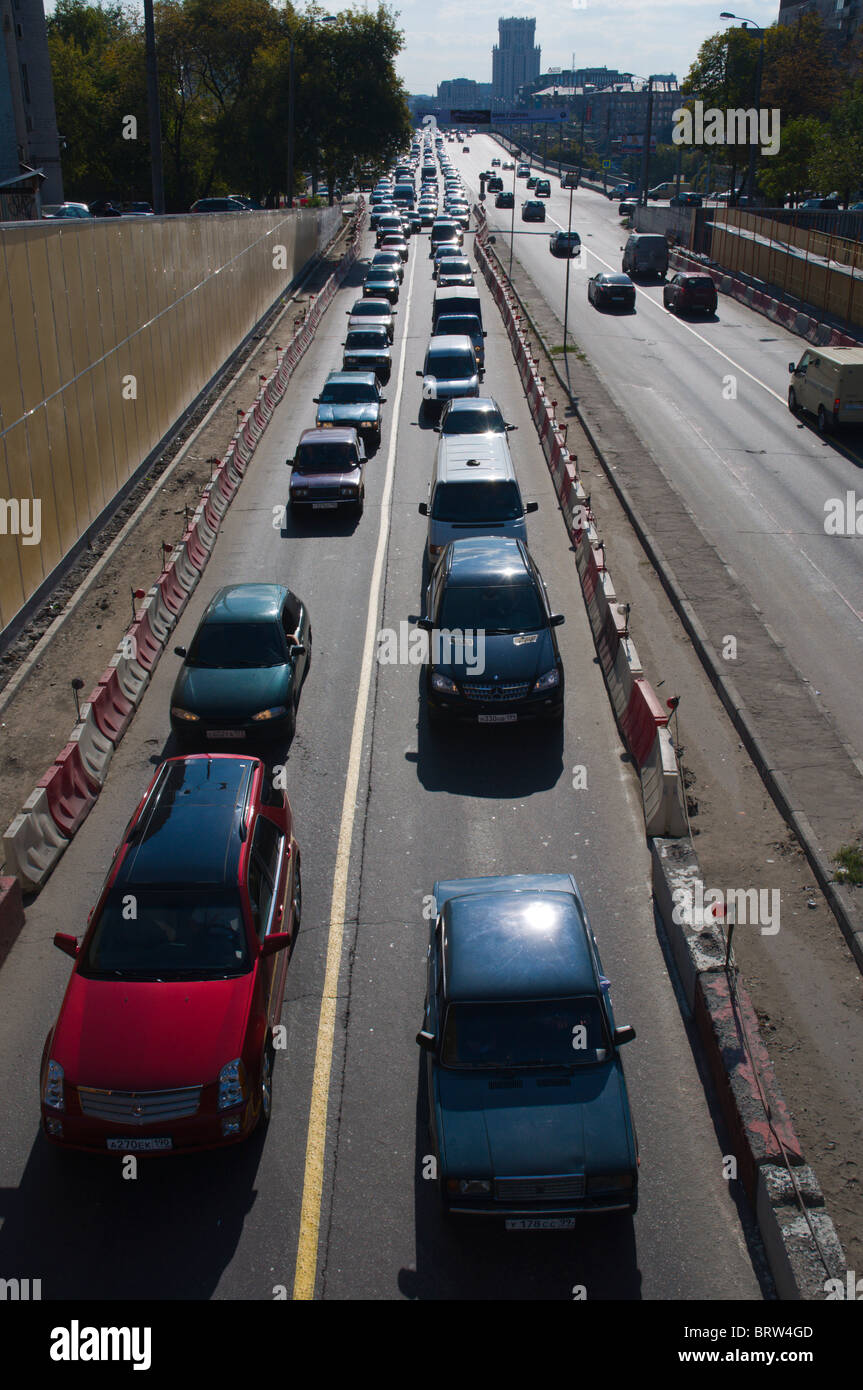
[441,405,504,434]
[188,620,285,668]
[352,302,388,316]
[345,330,388,348]
[80,888,250,980]
[441,998,608,1068]
[438,581,543,632]
[686,277,714,289]
[431,481,522,523]
[295,442,359,473]
[320,382,377,403]
[426,354,474,379]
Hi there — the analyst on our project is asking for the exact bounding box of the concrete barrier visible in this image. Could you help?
[106,646,150,707]
[620,678,669,768]
[3,788,70,891]
[642,724,688,836]
[69,706,115,787]
[88,666,135,744]
[125,608,162,672]
[37,744,99,837]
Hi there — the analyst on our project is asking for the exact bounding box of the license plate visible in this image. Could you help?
[106,1137,172,1152]
[312,501,339,509]
[478,713,517,724]
[207,729,245,739]
[505,1217,576,1230]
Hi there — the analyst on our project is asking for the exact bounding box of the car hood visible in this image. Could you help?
[435,628,554,682]
[292,467,362,489]
[435,1062,634,1178]
[423,375,479,399]
[53,973,256,1089]
[172,662,292,716]
[316,402,379,425]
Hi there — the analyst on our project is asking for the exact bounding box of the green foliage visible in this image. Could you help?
[833,843,863,885]
[756,116,823,205]
[47,0,410,210]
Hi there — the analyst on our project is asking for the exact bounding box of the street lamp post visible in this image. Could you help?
[639,76,654,207]
[562,180,575,368]
[720,13,766,199]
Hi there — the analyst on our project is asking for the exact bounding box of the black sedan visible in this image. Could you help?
[587,273,636,311]
[521,200,546,223]
[171,584,311,744]
[495,191,514,209]
[549,230,581,258]
[420,536,564,727]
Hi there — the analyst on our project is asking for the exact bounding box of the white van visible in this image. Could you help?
[418,431,538,563]
[787,346,863,433]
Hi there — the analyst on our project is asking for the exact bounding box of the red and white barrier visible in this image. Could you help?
[3,789,70,892]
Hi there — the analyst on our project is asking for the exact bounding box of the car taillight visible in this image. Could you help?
[834,397,841,412]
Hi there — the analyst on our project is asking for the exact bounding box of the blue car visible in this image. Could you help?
[417,874,639,1225]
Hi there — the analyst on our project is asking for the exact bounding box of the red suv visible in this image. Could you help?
[40,754,301,1154]
[663,272,718,316]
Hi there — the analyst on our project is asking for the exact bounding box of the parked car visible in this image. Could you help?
[418,872,638,1221]
[41,202,93,219]
[287,427,365,516]
[521,200,546,222]
[314,370,386,447]
[669,191,702,208]
[41,753,301,1154]
[347,297,395,343]
[549,230,581,258]
[190,197,247,212]
[341,325,392,381]
[588,272,636,310]
[663,272,717,315]
[170,584,311,744]
[420,535,564,726]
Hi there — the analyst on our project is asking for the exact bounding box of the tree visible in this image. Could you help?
[812,87,863,206]
[756,115,823,205]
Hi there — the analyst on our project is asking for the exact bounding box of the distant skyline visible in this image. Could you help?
[391,0,780,94]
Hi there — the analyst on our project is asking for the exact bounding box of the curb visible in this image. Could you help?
[1,205,366,897]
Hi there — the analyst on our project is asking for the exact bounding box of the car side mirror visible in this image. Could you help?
[506,423,518,431]
[285,457,293,467]
[380,397,387,404]
[788,362,796,373]
[312,396,320,404]
[432,424,441,432]
[483,331,488,337]
[525,501,539,514]
[54,932,79,958]
[418,502,428,516]
[290,643,306,658]
[174,645,187,658]
[260,931,292,958]
[549,613,565,627]
[416,370,423,377]
[416,617,433,632]
[613,1024,636,1046]
[416,1029,436,1051]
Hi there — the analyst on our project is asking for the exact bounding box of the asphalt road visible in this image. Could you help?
[0,201,765,1300]
[463,136,863,766]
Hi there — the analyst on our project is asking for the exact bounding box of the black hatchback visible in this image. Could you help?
[419,536,564,727]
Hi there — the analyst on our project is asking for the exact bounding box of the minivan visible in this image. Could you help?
[788,346,863,433]
[430,218,463,256]
[622,233,668,279]
[419,432,537,563]
[432,286,483,333]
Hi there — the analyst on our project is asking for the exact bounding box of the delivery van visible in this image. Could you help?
[788,346,863,433]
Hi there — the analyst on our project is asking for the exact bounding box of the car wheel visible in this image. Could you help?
[788,386,798,415]
[817,405,830,435]
[258,1041,275,1129]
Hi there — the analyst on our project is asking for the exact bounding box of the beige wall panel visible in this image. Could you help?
[5,235,44,416]
[27,238,62,404]
[62,376,94,534]
[0,437,26,630]
[47,237,75,387]
[27,407,62,581]
[114,341,143,475]
[90,361,121,502]
[75,226,108,373]
[8,418,50,599]
[44,394,79,557]
[0,242,24,427]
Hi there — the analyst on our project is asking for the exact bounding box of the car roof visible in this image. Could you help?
[427,334,474,354]
[444,396,501,415]
[324,370,378,385]
[440,886,596,1002]
[351,299,392,311]
[298,427,360,445]
[444,534,529,581]
[114,755,259,890]
[437,435,513,477]
[203,583,287,624]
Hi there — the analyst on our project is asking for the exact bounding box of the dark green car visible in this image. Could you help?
[314,371,386,449]
[417,874,639,1227]
[170,584,311,745]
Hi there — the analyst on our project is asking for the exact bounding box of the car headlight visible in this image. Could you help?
[43,1059,65,1111]
[171,707,200,722]
[588,1172,634,1192]
[218,1058,247,1110]
[251,706,288,721]
[431,672,458,695]
[292,486,308,497]
[340,485,359,497]
[360,420,375,429]
[446,1178,491,1196]
[533,668,560,692]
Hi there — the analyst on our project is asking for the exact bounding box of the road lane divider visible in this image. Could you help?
[292,228,419,1303]
[1,205,367,895]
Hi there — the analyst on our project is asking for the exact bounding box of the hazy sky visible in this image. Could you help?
[390,0,781,94]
